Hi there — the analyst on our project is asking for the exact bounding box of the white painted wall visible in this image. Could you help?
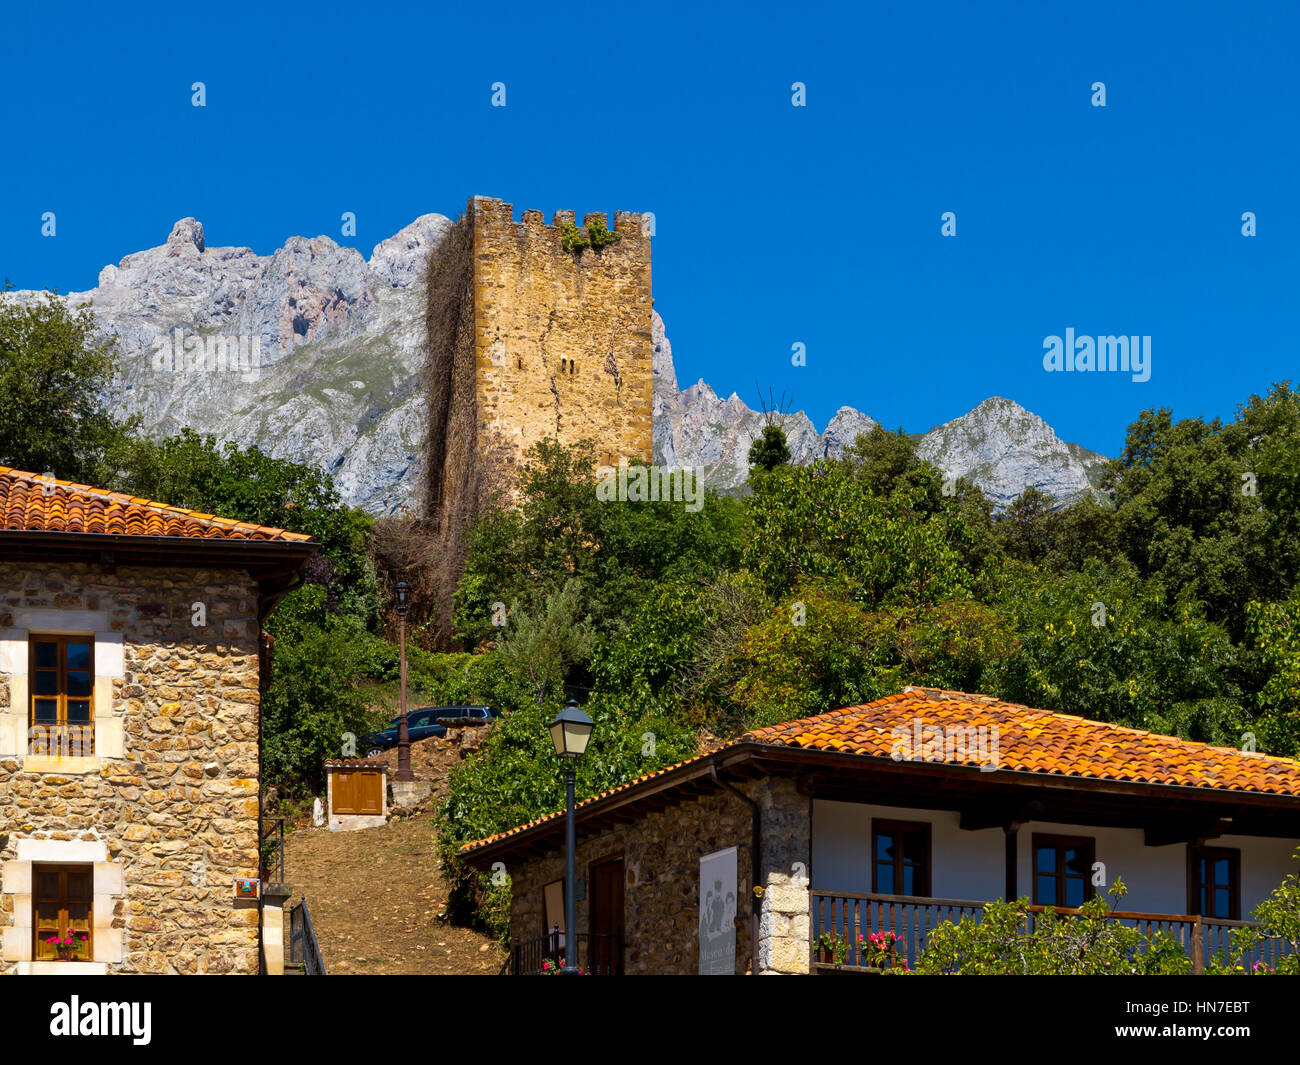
[812,799,1300,916]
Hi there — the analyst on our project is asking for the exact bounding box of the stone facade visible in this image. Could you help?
[422,196,654,635]
[0,562,262,974]
[503,777,812,975]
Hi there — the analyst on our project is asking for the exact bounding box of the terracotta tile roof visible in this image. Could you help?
[750,688,1300,794]
[0,467,313,543]
[460,688,1300,856]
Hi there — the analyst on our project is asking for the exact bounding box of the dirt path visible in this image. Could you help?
[283,815,504,974]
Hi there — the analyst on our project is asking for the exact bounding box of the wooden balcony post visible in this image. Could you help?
[1191,915,1204,974]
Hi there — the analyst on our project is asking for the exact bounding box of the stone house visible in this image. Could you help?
[463,687,1300,974]
[0,467,315,974]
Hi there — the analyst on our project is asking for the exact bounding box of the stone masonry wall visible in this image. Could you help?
[755,777,812,975]
[422,196,654,640]
[468,196,654,485]
[0,562,262,974]
[508,788,751,975]
[506,777,813,975]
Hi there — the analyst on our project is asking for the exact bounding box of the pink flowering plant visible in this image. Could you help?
[45,928,89,960]
[539,957,588,975]
[859,929,907,970]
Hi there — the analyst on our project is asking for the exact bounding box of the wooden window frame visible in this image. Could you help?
[28,635,95,756]
[871,819,932,897]
[1187,845,1240,920]
[1032,834,1096,908]
[32,863,94,962]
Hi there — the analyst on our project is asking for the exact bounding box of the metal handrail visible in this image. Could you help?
[288,898,327,975]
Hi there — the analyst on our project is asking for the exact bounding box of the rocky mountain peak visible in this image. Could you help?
[915,396,1106,507]
[166,217,205,255]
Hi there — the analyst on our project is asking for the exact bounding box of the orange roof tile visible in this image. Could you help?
[0,467,314,543]
[460,688,1300,856]
[750,687,1300,794]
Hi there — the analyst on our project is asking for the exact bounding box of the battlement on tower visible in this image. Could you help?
[468,195,649,241]
[421,195,655,640]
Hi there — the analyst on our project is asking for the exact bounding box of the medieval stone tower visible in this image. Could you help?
[422,195,654,635]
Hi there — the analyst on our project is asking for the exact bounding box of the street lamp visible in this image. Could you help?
[394,579,413,783]
[549,698,594,974]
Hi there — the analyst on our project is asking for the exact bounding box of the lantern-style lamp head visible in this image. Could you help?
[549,699,594,760]
[394,579,411,617]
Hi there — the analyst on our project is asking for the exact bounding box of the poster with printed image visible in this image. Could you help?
[699,847,737,975]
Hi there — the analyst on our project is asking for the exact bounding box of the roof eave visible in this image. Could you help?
[0,528,317,562]
[460,742,1300,867]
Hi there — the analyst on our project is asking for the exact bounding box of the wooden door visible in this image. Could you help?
[333,771,357,813]
[588,856,624,975]
[357,770,382,814]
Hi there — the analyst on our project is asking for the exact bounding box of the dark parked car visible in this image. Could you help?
[364,708,447,756]
[425,705,499,727]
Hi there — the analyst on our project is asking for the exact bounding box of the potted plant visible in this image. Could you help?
[46,929,89,961]
[815,931,848,967]
[858,929,907,971]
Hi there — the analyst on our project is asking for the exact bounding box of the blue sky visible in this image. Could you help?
[2,1,1296,456]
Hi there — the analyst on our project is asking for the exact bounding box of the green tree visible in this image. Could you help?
[258,588,389,795]
[728,590,1013,728]
[1103,390,1300,635]
[842,425,926,497]
[497,579,596,706]
[1245,594,1300,757]
[0,287,137,481]
[995,486,1060,565]
[435,685,699,935]
[986,560,1244,743]
[104,429,384,796]
[747,424,791,472]
[742,460,970,607]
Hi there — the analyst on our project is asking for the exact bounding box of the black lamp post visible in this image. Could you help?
[394,579,413,782]
[549,698,594,974]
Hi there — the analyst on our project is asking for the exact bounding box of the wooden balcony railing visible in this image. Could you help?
[810,889,1292,974]
[28,723,94,758]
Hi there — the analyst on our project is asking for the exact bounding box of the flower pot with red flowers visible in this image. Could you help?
[857,930,907,972]
[46,929,89,961]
